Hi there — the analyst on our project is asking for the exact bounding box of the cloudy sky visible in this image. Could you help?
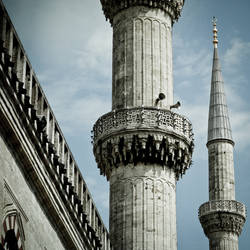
[2,0,250,248]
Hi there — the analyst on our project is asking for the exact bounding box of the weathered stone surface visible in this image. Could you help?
[0,130,66,250]
[112,7,173,109]
[209,232,239,250]
[208,142,235,200]
[110,164,177,250]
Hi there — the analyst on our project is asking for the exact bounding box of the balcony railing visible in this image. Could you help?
[92,107,193,144]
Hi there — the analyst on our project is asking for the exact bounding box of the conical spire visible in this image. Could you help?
[207,18,233,144]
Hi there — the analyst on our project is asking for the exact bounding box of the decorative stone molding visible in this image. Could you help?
[199,200,246,218]
[92,107,193,144]
[100,0,185,24]
[92,110,194,180]
[199,200,246,237]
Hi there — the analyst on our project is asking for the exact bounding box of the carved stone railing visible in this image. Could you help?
[199,200,246,218]
[199,200,246,237]
[92,107,193,144]
[100,0,185,24]
[92,108,194,180]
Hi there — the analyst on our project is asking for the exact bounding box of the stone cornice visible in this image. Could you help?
[0,2,111,247]
[199,200,246,237]
[93,131,193,181]
[100,0,185,24]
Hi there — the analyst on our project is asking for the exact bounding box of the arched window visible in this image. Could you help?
[0,213,24,250]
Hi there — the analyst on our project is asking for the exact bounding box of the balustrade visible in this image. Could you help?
[0,3,111,248]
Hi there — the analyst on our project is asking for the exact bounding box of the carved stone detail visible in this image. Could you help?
[92,107,193,144]
[93,129,193,180]
[92,108,193,180]
[100,0,185,24]
[199,200,246,218]
[199,200,246,237]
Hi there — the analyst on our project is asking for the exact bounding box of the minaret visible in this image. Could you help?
[92,1,194,249]
[199,18,246,250]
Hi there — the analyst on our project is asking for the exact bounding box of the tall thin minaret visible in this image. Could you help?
[199,18,246,250]
[92,1,194,249]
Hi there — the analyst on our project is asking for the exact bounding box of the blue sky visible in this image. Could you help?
[2,0,250,249]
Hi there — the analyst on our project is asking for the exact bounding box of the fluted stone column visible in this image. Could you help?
[93,1,193,249]
[208,142,235,201]
[110,164,177,249]
[112,7,173,109]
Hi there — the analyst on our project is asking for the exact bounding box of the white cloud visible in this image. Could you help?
[74,28,112,78]
[43,76,111,135]
[224,38,250,68]
[174,35,212,80]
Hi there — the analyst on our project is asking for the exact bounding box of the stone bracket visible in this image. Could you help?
[100,0,185,24]
[94,131,193,180]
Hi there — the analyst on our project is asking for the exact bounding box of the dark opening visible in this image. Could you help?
[0,229,19,250]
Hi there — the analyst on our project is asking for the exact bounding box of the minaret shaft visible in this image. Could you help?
[199,19,246,250]
[94,1,193,249]
[110,9,176,247]
[208,142,235,200]
[209,232,238,250]
[112,7,173,109]
[110,164,177,250]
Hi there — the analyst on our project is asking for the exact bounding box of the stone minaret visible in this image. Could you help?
[199,18,246,250]
[92,1,194,249]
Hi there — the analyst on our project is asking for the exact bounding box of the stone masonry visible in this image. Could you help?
[0,1,111,249]
[93,1,194,249]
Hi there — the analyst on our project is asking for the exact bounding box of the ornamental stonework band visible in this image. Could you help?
[199,200,246,237]
[100,0,185,23]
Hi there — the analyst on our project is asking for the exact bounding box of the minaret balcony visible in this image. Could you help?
[92,107,193,180]
[199,200,246,237]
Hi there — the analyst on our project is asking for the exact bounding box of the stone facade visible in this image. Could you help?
[93,1,193,249]
[0,1,111,249]
[0,132,66,250]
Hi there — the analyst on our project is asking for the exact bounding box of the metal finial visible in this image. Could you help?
[212,16,217,26]
[212,16,218,48]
